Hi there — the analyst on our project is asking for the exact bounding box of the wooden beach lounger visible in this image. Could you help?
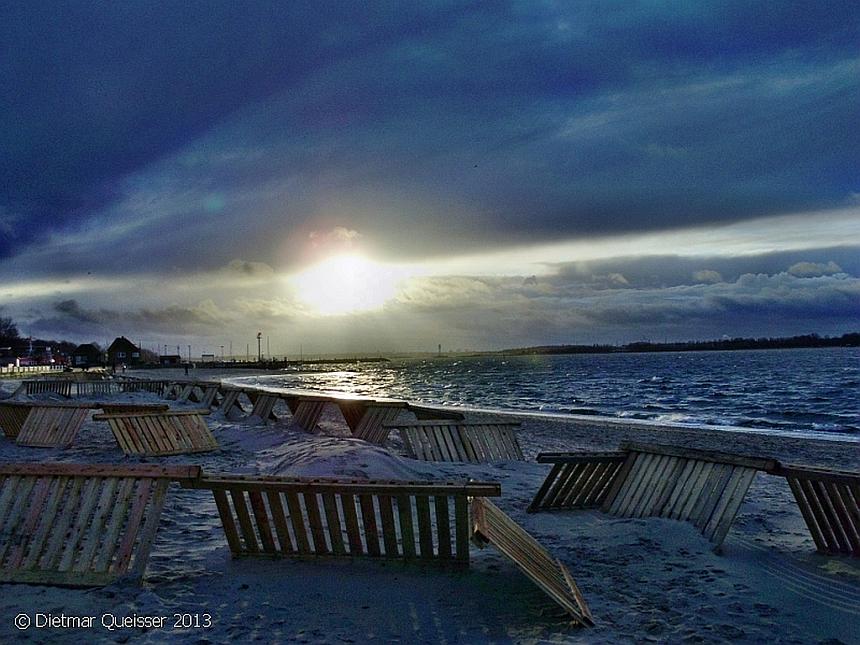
[92,409,218,456]
[770,464,860,556]
[187,474,592,624]
[391,420,524,462]
[0,463,199,586]
[528,442,778,551]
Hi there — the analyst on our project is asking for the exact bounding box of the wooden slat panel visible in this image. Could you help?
[16,407,89,448]
[0,467,175,586]
[291,400,326,433]
[197,476,494,565]
[393,421,524,463]
[97,412,218,456]
[24,380,73,397]
[0,403,32,438]
[471,497,592,627]
[352,405,403,445]
[527,463,566,512]
[707,467,757,549]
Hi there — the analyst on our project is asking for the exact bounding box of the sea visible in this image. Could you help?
[230,347,859,439]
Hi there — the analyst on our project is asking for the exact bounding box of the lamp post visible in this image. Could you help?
[256,332,262,362]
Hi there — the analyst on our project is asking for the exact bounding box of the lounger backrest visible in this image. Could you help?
[92,410,218,456]
[23,380,73,397]
[393,421,524,462]
[0,463,199,586]
[773,464,860,556]
[471,497,593,626]
[184,475,501,563]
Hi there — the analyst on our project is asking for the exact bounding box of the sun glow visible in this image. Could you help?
[291,254,410,315]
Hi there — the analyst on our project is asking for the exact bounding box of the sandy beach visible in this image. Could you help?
[0,372,857,644]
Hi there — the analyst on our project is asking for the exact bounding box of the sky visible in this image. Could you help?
[1,2,858,356]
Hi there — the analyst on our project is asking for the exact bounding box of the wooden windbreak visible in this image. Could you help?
[394,421,525,462]
[184,475,501,563]
[92,410,218,456]
[775,464,860,556]
[471,497,593,627]
[15,405,92,448]
[600,443,776,550]
[23,380,73,397]
[0,463,199,586]
[528,452,628,511]
[529,442,777,550]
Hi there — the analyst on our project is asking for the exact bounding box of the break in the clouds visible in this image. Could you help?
[1,2,858,349]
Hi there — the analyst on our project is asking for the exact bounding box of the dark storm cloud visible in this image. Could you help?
[2,2,859,268]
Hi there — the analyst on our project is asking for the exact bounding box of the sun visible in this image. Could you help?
[291,254,407,315]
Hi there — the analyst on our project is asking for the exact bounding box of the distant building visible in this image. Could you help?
[160,354,182,367]
[72,343,103,368]
[107,336,141,366]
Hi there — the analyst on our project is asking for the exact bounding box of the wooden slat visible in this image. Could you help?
[377,495,398,556]
[471,497,592,626]
[302,493,331,555]
[341,493,364,555]
[435,495,452,559]
[186,476,501,498]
